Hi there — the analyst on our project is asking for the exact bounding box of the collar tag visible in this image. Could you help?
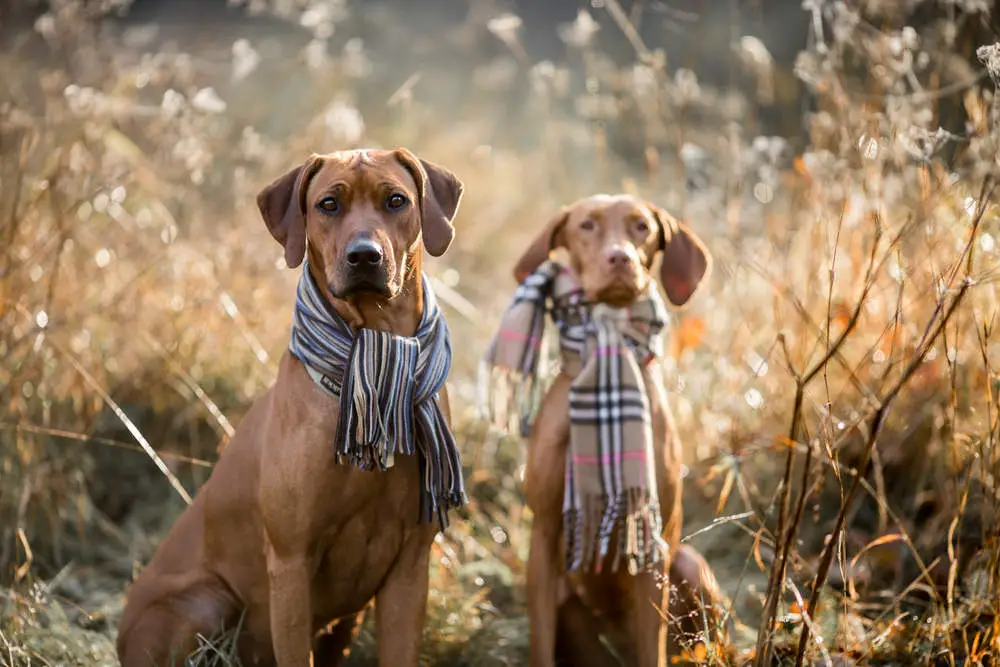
[304,363,339,398]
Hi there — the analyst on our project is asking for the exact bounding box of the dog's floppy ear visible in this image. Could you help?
[512,207,570,283]
[256,156,323,269]
[650,205,711,307]
[394,148,464,257]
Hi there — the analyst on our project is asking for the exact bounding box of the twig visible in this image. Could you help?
[47,338,193,505]
[5,298,195,505]
[143,333,236,439]
[0,421,213,467]
[601,0,653,62]
[753,215,881,666]
[792,179,994,666]
[681,511,755,543]
[14,528,32,582]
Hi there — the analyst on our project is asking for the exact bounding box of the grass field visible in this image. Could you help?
[2,1,1000,665]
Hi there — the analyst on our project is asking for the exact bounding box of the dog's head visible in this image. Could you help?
[513,194,711,308]
[256,148,463,300]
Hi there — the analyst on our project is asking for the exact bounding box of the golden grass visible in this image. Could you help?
[2,1,1000,665]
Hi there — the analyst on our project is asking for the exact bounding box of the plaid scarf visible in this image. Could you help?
[289,259,466,530]
[480,260,670,573]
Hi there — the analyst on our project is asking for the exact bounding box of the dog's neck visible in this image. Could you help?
[308,250,424,337]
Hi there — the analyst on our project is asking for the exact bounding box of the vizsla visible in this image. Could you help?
[116,147,465,667]
[509,194,716,666]
[555,544,730,666]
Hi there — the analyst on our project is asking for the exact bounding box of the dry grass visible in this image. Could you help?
[2,1,1000,665]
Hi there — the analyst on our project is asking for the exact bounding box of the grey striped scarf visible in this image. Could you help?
[289,259,466,530]
[480,260,669,573]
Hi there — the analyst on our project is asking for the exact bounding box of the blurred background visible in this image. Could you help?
[2,0,1000,664]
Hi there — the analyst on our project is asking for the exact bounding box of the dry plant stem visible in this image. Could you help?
[3,301,195,505]
[52,338,194,505]
[792,289,971,667]
[143,333,236,439]
[602,0,653,62]
[748,263,877,403]
[792,438,942,615]
[628,0,646,32]
[784,224,882,558]
[792,181,994,667]
[752,223,879,667]
[0,421,213,467]
[0,138,29,273]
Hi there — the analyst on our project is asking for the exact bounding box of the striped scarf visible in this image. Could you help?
[289,259,466,530]
[480,260,669,573]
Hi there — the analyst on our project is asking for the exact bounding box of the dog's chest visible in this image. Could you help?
[308,451,434,621]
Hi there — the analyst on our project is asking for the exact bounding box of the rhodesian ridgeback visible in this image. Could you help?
[116,147,464,666]
[508,194,718,666]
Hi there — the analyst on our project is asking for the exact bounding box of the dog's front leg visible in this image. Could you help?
[375,532,433,667]
[524,376,572,667]
[630,566,668,667]
[261,462,316,667]
[527,515,563,667]
[266,545,314,667]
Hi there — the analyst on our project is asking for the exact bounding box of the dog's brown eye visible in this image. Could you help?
[386,193,409,211]
[636,220,650,234]
[580,220,595,231]
[317,197,340,214]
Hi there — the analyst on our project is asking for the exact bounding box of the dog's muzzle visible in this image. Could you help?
[336,236,393,297]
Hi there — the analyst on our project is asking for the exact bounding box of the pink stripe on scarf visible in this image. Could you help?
[497,328,542,347]
[572,450,648,465]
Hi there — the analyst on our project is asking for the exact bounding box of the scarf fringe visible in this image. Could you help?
[476,363,547,438]
[564,488,666,575]
[416,403,465,529]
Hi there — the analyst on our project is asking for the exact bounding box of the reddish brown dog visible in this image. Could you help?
[516,194,716,667]
[116,148,463,667]
[555,544,730,667]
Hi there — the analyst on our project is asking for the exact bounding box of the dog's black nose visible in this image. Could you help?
[345,238,383,267]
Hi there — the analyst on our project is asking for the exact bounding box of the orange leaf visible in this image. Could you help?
[716,471,734,515]
[830,301,853,331]
[793,155,809,178]
[675,642,708,663]
[850,533,904,569]
[774,435,798,450]
[693,643,707,661]
[670,316,706,357]
[752,528,767,571]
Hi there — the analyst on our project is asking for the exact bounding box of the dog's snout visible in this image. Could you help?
[345,238,384,267]
[333,233,393,299]
[605,247,631,270]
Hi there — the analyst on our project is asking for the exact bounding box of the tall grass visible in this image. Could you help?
[2,1,1000,665]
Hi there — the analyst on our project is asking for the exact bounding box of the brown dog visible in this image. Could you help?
[555,544,731,666]
[515,194,712,667]
[116,148,464,666]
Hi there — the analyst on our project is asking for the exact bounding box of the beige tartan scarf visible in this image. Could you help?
[480,260,670,574]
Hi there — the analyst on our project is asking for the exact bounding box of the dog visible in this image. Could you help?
[498,194,713,666]
[555,544,731,667]
[116,147,465,667]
